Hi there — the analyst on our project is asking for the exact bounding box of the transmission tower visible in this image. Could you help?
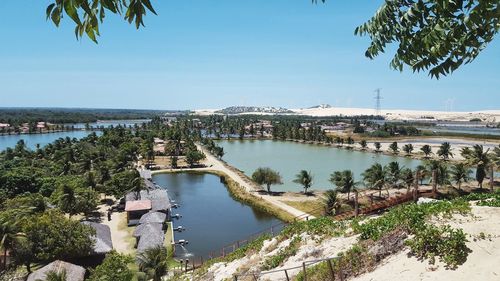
[374,88,382,116]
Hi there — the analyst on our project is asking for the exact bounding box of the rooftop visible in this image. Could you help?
[137,228,164,253]
[82,221,113,254]
[139,211,167,224]
[133,222,163,238]
[27,260,85,281]
[125,200,152,212]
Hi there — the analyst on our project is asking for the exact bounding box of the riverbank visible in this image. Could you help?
[151,145,315,222]
[282,137,499,162]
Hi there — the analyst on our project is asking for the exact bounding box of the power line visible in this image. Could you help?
[374,88,382,116]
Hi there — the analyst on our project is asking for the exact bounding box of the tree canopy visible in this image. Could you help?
[46,0,499,77]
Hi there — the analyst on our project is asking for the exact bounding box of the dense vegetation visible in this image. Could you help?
[0,108,176,126]
[0,118,206,277]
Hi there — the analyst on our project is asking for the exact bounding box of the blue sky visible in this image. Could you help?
[0,0,499,111]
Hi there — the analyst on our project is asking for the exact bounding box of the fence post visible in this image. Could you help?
[413,170,419,202]
[302,262,307,281]
[339,258,344,281]
[432,169,437,196]
[327,259,335,281]
[354,191,359,217]
[271,225,274,236]
[490,166,495,191]
[284,269,290,281]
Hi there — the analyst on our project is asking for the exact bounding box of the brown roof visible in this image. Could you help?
[125,200,152,212]
[27,260,85,281]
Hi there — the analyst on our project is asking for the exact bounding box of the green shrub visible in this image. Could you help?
[279,217,346,241]
[262,236,302,270]
[352,200,470,241]
[405,225,470,269]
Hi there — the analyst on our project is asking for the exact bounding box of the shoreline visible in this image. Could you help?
[151,147,314,222]
[216,136,499,163]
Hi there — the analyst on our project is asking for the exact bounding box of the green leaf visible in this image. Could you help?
[46,3,56,20]
[51,8,61,27]
[63,0,81,25]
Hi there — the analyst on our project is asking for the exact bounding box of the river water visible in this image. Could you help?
[152,172,282,259]
[217,140,423,192]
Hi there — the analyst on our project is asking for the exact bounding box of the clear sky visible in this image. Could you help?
[0,1,498,111]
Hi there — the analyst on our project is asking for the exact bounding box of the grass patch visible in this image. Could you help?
[351,199,470,241]
[279,216,347,242]
[194,234,272,277]
[282,200,324,218]
[116,212,137,255]
[262,236,302,270]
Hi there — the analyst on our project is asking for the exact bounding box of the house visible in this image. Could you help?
[125,200,152,226]
[27,260,85,281]
[136,227,165,254]
[126,189,171,214]
[82,221,113,255]
[139,211,167,224]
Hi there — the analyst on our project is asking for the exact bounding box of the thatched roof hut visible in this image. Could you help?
[27,260,85,281]
[137,229,164,253]
[126,189,171,212]
[139,211,167,224]
[82,221,113,254]
[133,223,163,238]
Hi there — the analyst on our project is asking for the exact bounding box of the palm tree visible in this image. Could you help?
[346,137,355,149]
[58,185,77,217]
[416,164,428,185]
[329,170,358,201]
[425,160,451,188]
[402,144,414,156]
[389,141,399,154]
[461,145,491,189]
[450,162,472,190]
[400,168,415,191]
[0,221,23,269]
[420,145,432,158]
[252,167,283,193]
[384,161,402,188]
[374,142,382,152]
[40,270,67,281]
[437,142,454,160]
[335,137,343,147]
[323,190,340,216]
[493,145,500,167]
[293,170,313,194]
[137,246,168,281]
[362,163,386,197]
[359,140,368,150]
[131,177,146,200]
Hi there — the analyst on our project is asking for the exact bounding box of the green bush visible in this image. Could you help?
[279,217,346,241]
[406,225,470,269]
[352,200,470,241]
[262,236,302,270]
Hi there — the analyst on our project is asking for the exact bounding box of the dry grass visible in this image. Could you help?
[117,213,137,255]
[154,156,188,168]
[282,199,325,218]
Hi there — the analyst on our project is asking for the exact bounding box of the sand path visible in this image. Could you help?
[98,204,135,255]
[152,144,315,220]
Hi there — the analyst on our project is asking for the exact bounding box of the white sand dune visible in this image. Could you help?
[193,107,500,122]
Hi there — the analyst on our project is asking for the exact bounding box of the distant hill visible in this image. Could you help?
[216,106,294,115]
[308,104,332,109]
